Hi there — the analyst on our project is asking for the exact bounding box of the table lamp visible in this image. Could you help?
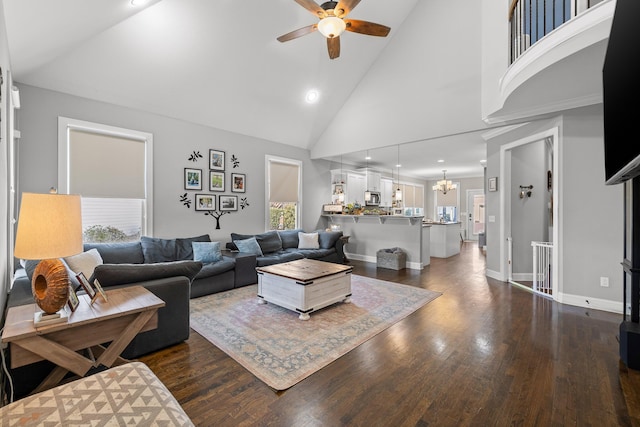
[14,192,83,324]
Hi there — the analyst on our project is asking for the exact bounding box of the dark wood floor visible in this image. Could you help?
[140,243,632,426]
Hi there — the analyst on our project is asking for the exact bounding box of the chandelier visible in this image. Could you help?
[432,170,457,194]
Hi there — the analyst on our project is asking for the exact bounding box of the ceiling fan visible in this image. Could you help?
[277,0,391,60]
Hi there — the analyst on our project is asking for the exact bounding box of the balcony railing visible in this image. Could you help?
[509,0,604,63]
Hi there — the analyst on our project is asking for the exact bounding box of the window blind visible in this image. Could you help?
[269,161,299,203]
[69,130,145,199]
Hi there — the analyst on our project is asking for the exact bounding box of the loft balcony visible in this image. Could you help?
[485,0,615,124]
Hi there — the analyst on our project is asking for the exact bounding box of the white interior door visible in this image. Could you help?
[466,189,485,241]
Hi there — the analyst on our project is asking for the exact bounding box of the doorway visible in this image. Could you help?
[465,189,485,242]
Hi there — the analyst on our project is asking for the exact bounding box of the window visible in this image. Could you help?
[266,156,301,230]
[434,184,459,222]
[58,118,153,242]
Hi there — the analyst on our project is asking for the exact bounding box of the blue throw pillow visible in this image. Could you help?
[234,237,264,256]
[192,242,222,263]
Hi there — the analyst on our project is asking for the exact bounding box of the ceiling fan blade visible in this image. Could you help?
[277,24,318,42]
[327,36,340,59]
[294,0,326,18]
[344,19,391,37]
[334,0,362,18]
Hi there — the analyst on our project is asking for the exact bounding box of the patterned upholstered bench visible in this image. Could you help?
[0,362,193,426]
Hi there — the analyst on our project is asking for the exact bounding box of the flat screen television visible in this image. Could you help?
[603,0,640,185]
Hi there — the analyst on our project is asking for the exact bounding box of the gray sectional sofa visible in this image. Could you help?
[5,229,345,398]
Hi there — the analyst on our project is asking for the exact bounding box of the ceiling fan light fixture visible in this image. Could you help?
[317,16,346,38]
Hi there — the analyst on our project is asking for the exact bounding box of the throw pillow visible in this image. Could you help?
[298,232,319,249]
[192,241,222,263]
[234,237,264,256]
[63,248,104,277]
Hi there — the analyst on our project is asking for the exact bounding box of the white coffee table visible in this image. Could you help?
[256,258,353,320]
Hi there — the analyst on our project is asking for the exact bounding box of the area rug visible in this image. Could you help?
[189,274,441,390]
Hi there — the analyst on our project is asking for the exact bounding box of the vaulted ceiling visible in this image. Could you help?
[2,0,498,179]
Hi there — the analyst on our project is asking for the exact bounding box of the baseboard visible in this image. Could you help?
[557,292,623,314]
[485,269,505,281]
[512,273,533,281]
[345,252,423,270]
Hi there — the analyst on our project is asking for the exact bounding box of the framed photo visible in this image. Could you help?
[209,171,225,192]
[76,272,96,298]
[67,285,79,312]
[210,150,225,171]
[219,195,238,211]
[195,193,216,211]
[231,173,246,193]
[184,168,202,190]
[488,177,498,192]
[93,279,108,303]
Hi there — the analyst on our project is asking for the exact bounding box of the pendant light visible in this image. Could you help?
[432,169,457,194]
[364,151,371,202]
[395,145,402,203]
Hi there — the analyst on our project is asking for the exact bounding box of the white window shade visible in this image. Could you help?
[437,187,458,206]
[404,184,415,207]
[269,161,299,203]
[415,185,424,207]
[69,130,145,199]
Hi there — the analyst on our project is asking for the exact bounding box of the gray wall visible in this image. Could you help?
[0,3,10,314]
[485,105,623,309]
[511,140,549,275]
[16,84,330,244]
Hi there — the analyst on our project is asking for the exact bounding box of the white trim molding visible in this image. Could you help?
[558,292,623,314]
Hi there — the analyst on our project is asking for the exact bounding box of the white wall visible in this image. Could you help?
[16,84,330,244]
[311,0,485,158]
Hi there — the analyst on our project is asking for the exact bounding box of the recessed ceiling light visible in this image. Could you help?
[480,159,487,163]
[437,159,445,163]
[365,155,371,160]
[130,0,149,6]
[305,90,319,103]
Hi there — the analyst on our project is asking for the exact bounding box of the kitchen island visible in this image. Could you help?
[427,221,462,258]
[321,214,430,269]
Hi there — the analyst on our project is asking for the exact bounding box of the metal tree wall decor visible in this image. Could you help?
[188,151,203,162]
[179,193,191,208]
[231,154,240,168]
[204,210,231,230]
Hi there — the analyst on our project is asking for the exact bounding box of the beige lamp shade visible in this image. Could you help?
[14,192,83,316]
[14,193,83,260]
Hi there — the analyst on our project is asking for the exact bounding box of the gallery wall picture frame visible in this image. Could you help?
[209,171,225,192]
[210,149,225,171]
[488,177,498,192]
[195,194,216,211]
[219,195,238,211]
[231,173,246,193]
[185,168,202,190]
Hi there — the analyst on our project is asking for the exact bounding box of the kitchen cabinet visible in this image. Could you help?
[380,178,393,207]
[346,173,366,205]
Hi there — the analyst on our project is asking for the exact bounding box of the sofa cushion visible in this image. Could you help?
[298,232,319,249]
[93,260,203,287]
[317,230,343,249]
[192,241,222,263]
[230,231,282,254]
[176,234,211,260]
[289,248,335,260]
[63,248,103,277]
[277,229,303,249]
[84,242,144,264]
[234,237,263,256]
[141,236,177,263]
[194,259,235,279]
[256,251,304,267]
